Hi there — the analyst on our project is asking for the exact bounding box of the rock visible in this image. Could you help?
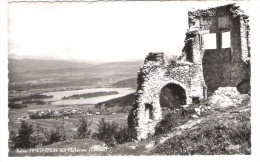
[145,141,156,149]
[134,140,139,143]
[194,107,201,115]
[129,146,136,149]
[158,137,168,144]
[191,114,198,118]
[208,87,250,109]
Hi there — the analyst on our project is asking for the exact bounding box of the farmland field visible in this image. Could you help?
[8,87,133,134]
[9,105,128,135]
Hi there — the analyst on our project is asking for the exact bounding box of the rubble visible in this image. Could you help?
[208,87,250,109]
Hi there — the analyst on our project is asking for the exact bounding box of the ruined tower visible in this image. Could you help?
[128,3,250,141]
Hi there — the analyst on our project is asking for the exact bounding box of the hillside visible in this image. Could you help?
[8,59,94,73]
[9,88,251,156]
[10,95,250,156]
[89,61,143,76]
[8,59,143,90]
[112,78,137,88]
[95,93,135,110]
[106,99,251,155]
[8,59,143,74]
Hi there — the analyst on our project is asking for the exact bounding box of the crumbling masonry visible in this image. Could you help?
[128,4,250,141]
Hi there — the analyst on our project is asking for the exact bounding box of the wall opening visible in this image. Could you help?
[192,97,200,104]
[221,31,231,48]
[236,80,250,94]
[159,83,186,109]
[204,33,217,49]
[145,104,153,121]
[186,39,193,62]
[203,86,207,98]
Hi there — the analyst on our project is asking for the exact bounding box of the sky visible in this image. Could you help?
[8,1,250,63]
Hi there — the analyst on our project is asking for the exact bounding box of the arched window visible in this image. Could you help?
[236,80,250,94]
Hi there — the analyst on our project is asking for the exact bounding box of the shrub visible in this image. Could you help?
[9,131,17,148]
[93,118,134,147]
[75,116,92,139]
[13,121,34,148]
[45,126,64,145]
[92,118,118,147]
[155,108,194,135]
[114,126,135,144]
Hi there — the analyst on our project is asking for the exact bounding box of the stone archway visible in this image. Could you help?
[159,83,187,110]
[236,80,250,94]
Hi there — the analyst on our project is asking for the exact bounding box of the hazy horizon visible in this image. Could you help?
[8,54,144,64]
[8,1,250,63]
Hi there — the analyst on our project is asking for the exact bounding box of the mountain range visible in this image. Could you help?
[8,58,144,90]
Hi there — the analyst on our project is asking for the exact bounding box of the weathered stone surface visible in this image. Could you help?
[208,87,250,108]
[128,3,250,141]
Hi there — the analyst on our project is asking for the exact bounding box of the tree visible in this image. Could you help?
[92,118,134,147]
[76,116,92,139]
[13,121,34,148]
[92,118,118,147]
[114,126,134,144]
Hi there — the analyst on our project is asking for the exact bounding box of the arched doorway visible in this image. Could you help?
[159,83,187,109]
[236,80,250,94]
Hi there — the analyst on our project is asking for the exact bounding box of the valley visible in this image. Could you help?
[8,59,144,139]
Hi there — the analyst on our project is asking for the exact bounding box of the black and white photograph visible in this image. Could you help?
[0,0,260,160]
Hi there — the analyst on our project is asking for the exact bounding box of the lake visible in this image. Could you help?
[43,88,135,106]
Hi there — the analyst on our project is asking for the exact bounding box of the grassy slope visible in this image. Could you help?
[107,100,251,155]
[9,98,251,156]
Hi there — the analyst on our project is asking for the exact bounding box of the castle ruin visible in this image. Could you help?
[128,3,250,141]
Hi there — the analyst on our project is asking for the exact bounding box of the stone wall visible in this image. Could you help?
[128,3,250,141]
[189,4,251,96]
